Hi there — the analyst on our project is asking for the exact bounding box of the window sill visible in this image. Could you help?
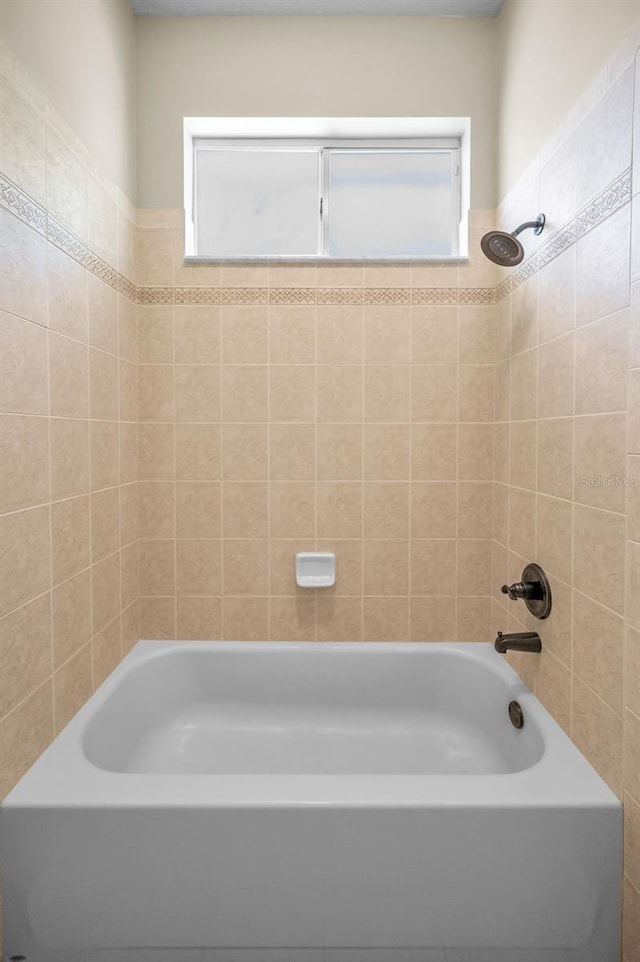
[183,255,470,264]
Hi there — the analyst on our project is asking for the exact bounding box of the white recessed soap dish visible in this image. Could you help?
[295,552,336,588]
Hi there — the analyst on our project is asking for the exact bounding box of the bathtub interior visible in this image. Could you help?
[82,643,545,776]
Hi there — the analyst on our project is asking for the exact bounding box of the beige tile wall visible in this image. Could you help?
[0,49,139,804]
[490,42,639,962]
[134,232,498,644]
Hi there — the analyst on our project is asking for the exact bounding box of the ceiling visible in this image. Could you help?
[130,0,505,16]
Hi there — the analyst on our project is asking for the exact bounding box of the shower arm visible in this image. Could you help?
[511,214,546,238]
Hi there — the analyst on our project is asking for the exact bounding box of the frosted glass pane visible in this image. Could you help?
[196,149,320,256]
[328,151,453,258]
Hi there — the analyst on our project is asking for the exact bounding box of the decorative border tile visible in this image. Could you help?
[137,287,174,305]
[84,251,120,289]
[269,287,317,305]
[138,284,499,306]
[363,288,411,305]
[174,287,221,305]
[0,173,46,235]
[495,166,632,302]
[47,214,121,294]
[317,288,364,305]
[117,276,138,302]
[459,288,496,305]
[575,168,632,236]
[219,287,269,305]
[46,216,87,262]
[412,288,460,305]
[0,164,632,310]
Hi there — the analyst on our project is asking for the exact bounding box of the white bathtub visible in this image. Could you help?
[1,641,622,962]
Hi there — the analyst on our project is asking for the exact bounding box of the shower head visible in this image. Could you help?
[481,230,525,266]
[480,214,545,267]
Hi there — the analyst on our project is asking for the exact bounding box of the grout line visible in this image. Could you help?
[0,676,54,732]
[45,275,55,736]
[312,298,318,640]
[169,276,178,641]
[360,302,365,640]
[407,275,414,643]
[574,673,631,725]
[569,253,578,734]
[105,267,120,677]
[454,303,461,641]
[622,108,638,810]
[266,302,273,641]
[219,304,228,635]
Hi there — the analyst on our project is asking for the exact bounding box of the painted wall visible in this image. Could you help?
[135,14,499,209]
[0,0,137,201]
[497,0,640,197]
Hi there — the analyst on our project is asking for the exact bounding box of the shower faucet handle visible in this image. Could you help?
[501,581,538,601]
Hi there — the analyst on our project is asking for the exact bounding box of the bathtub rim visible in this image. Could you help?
[1,640,621,813]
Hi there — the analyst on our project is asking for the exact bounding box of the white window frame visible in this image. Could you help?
[184,117,471,262]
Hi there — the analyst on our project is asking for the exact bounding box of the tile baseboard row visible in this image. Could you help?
[0,165,632,308]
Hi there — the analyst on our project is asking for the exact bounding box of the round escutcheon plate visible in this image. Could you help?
[522,562,552,620]
[508,700,524,729]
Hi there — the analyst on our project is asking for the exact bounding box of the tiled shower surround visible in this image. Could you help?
[134,226,499,647]
[1,28,640,962]
[489,45,640,961]
[0,52,139,806]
